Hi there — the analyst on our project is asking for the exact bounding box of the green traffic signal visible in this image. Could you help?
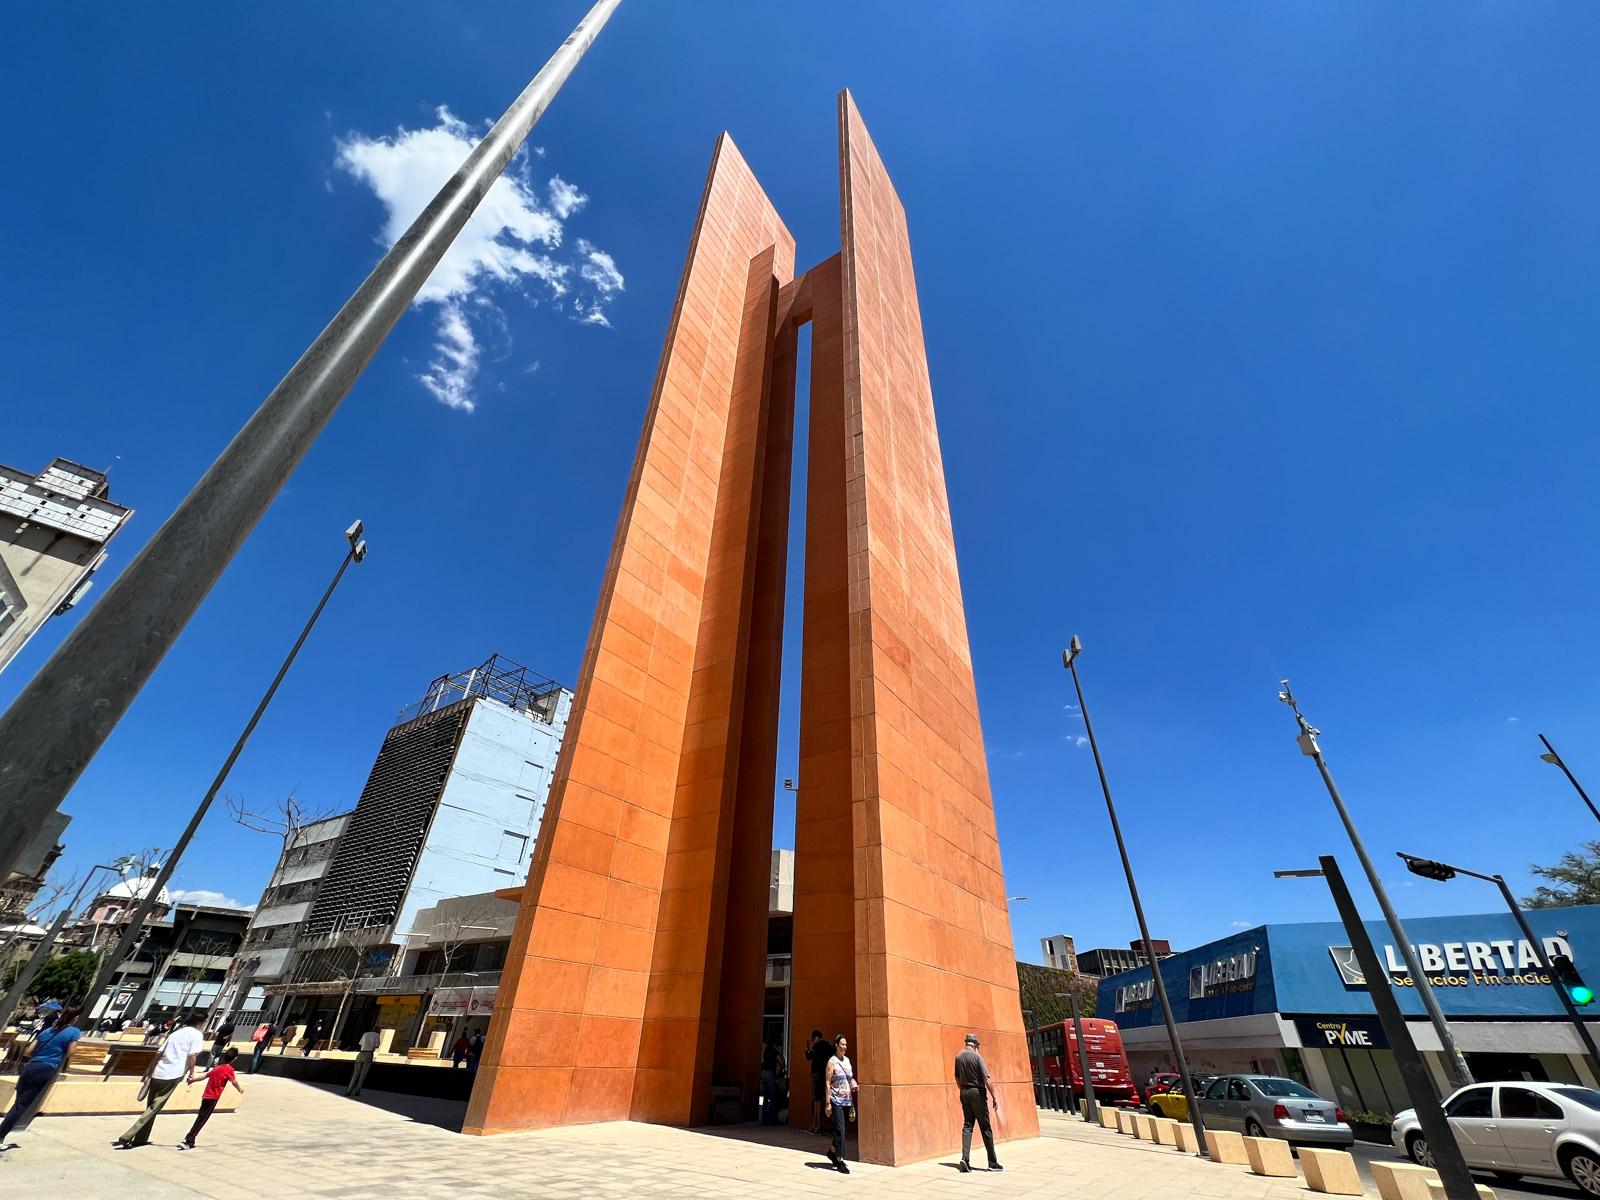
[1550,954,1594,1007]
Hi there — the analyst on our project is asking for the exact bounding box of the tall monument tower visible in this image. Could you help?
[466,91,1037,1166]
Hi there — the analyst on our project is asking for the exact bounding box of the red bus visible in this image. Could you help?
[1027,1017,1142,1108]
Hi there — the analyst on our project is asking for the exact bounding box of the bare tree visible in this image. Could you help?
[227,791,335,855]
[407,898,504,1052]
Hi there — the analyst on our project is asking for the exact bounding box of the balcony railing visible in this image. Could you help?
[353,969,502,995]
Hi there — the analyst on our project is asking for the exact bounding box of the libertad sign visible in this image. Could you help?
[1329,934,1573,989]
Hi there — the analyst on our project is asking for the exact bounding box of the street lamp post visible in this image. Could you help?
[1399,851,1600,1079]
[1276,861,1478,1199]
[1056,989,1099,1123]
[1539,735,1600,827]
[0,863,124,1031]
[1277,681,1472,1091]
[1062,637,1206,1151]
[80,524,368,1024]
[0,0,623,883]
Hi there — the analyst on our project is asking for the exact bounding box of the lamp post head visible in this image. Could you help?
[345,519,364,547]
[1273,868,1325,879]
[1062,636,1082,670]
[351,539,368,563]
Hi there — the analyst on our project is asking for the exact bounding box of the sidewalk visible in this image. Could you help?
[0,1077,1329,1199]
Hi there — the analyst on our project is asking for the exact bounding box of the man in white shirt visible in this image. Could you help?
[346,1028,382,1097]
[115,1013,204,1147]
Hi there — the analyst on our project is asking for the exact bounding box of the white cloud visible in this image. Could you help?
[1065,734,1088,748]
[548,176,587,219]
[334,107,621,411]
[1506,716,1521,723]
[1230,920,1252,928]
[170,889,250,911]
[417,302,480,412]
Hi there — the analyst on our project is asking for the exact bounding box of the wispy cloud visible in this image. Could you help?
[1064,734,1088,748]
[334,107,622,412]
[170,889,251,911]
[1230,920,1252,928]
[1506,716,1521,724]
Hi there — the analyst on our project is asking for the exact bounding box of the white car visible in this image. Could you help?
[1392,1080,1600,1194]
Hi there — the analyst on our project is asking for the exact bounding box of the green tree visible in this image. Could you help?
[1016,961,1098,1028]
[1524,841,1600,910]
[14,949,102,1003]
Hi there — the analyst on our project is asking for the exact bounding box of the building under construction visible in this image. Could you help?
[266,655,572,1046]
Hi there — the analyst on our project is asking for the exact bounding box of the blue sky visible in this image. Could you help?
[4,2,1598,956]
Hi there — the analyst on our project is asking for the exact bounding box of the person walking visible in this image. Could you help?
[823,1033,857,1174]
[954,1032,1002,1173]
[301,1020,323,1058]
[209,1020,235,1062]
[0,1006,82,1150]
[803,1029,828,1135]
[249,1022,275,1074]
[450,1032,471,1069]
[115,1012,204,1148]
[180,1047,243,1149]
[346,1028,381,1097]
[759,1035,785,1126]
[466,1027,485,1075]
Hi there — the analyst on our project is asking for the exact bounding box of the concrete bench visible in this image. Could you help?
[1114,1109,1135,1134]
[1371,1161,1440,1200]
[1205,1127,1249,1164]
[1131,1113,1156,1140]
[1150,1117,1181,1146]
[406,1046,445,1061]
[0,1075,242,1119]
[1098,1107,1118,1129]
[1244,1134,1297,1177]
[1425,1184,1494,1199]
[1300,1146,1364,1195]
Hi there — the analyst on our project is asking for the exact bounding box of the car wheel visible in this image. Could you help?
[1565,1147,1600,1196]
[1406,1132,1434,1168]
[1245,1119,1265,1139]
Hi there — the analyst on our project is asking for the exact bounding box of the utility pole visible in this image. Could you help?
[1063,637,1207,1151]
[1058,989,1099,1123]
[1277,681,1472,1090]
[80,526,367,1022]
[0,0,622,882]
[1297,858,1479,1199]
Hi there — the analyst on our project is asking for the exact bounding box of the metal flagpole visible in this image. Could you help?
[0,0,622,881]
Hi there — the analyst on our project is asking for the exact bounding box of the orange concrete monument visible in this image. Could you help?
[464,91,1038,1165]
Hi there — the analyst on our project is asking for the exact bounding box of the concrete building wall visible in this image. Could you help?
[0,458,131,672]
[396,693,570,940]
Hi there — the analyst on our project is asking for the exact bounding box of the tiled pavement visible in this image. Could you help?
[0,1077,1343,1198]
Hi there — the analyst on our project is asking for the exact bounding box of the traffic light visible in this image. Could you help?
[1401,855,1457,882]
[1550,953,1594,1007]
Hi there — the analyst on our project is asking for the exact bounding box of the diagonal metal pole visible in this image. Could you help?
[79,533,364,1023]
[1278,682,1473,1091]
[0,0,622,882]
[1318,857,1477,1200]
[1539,734,1600,826]
[1063,638,1207,1152]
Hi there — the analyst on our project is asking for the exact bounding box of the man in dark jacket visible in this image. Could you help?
[954,1032,1002,1173]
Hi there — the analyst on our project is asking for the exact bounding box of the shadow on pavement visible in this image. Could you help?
[304,1083,467,1133]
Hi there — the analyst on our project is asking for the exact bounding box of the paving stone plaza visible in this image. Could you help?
[0,1076,1468,1200]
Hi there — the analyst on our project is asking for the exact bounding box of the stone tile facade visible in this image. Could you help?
[466,92,1035,1166]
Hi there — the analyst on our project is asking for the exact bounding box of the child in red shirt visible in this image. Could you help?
[182,1046,244,1148]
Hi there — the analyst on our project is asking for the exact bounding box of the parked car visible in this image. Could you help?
[1393,1081,1600,1194]
[1148,1072,1182,1095]
[1198,1074,1353,1147]
[1148,1075,1217,1119]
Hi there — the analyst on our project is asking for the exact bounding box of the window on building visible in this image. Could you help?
[500,830,529,863]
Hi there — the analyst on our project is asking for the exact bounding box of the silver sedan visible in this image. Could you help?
[1392,1081,1600,1194]
[1199,1074,1355,1147]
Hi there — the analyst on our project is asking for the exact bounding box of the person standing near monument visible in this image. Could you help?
[115,1012,204,1148]
[803,1029,828,1134]
[823,1034,856,1174]
[954,1033,1002,1173]
[346,1027,381,1097]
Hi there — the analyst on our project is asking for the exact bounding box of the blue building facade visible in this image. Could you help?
[1096,906,1600,1115]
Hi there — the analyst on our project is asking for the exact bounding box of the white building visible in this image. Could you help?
[0,457,132,674]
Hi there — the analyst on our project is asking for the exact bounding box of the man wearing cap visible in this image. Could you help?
[954,1032,1002,1173]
